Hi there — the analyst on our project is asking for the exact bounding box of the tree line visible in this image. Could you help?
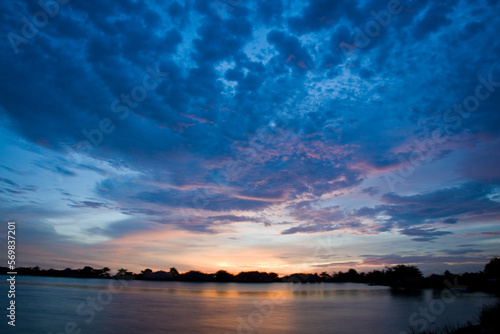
[1,257,499,293]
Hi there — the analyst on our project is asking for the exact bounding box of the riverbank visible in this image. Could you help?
[1,257,498,293]
[411,302,500,334]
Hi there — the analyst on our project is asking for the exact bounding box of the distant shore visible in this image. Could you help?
[1,257,499,294]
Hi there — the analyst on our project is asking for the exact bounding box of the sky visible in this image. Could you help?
[0,0,499,276]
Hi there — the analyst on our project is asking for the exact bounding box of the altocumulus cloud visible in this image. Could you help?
[0,0,499,273]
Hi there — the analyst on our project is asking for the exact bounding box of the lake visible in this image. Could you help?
[0,275,498,333]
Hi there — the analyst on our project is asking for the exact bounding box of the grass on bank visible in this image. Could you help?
[408,301,500,334]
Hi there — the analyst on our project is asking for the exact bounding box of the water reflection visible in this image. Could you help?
[16,278,392,299]
[2,276,498,334]
[389,287,425,299]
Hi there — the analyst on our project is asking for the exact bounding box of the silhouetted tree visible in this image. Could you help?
[214,270,234,282]
[331,269,361,282]
[365,269,386,285]
[141,269,153,275]
[269,272,279,281]
[4,257,499,293]
[235,271,278,282]
[170,267,179,277]
[485,257,500,279]
[80,266,93,276]
[346,269,360,281]
[386,265,423,288]
[101,267,111,277]
[142,270,173,280]
[115,268,135,279]
[180,270,213,281]
[282,273,317,283]
[320,271,331,280]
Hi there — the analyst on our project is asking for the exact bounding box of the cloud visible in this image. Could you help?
[361,186,380,196]
[442,218,458,224]
[0,0,499,272]
[287,0,361,34]
[281,223,340,235]
[0,177,37,194]
[68,200,110,209]
[313,261,359,268]
[399,227,452,242]
[85,219,156,238]
[411,1,458,40]
[441,248,483,255]
[360,254,487,267]
[281,220,362,235]
[355,182,500,230]
[481,231,500,236]
[267,30,314,72]
[210,215,272,227]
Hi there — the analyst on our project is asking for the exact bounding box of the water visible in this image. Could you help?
[0,275,498,334]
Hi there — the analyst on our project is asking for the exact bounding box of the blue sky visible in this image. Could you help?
[1,0,499,275]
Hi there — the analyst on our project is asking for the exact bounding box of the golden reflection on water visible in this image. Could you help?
[12,278,497,334]
[19,279,387,300]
